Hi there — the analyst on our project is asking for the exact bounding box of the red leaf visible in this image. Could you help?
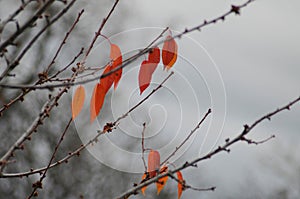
[101,64,115,94]
[138,60,158,94]
[156,166,168,195]
[162,35,178,70]
[90,83,106,123]
[177,171,184,199]
[110,43,122,90]
[148,47,160,64]
[72,85,85,120]
[148,150,160,178]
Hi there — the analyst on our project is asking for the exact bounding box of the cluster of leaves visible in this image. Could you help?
[71,32,178,122]
[141,150,184,199]
[71,31,180,197]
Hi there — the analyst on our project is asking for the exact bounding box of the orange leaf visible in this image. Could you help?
[72,85,85,120]
[110,43,122,90]
[90,83,106,123]
[148,47,160,64]
[141,173,147,196]
[177,171,184,199]
[156,166,168,195]
[101,65,115,94]
[162,35,178,70]
[138,60,158,94]
[148,150,160,178]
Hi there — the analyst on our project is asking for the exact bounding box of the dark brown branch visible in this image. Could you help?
[27,118,72,199]
[0,0,55,55]
[0,0,33,32]
[0,0,77,81]
[44,9,84,74]
[0,72,174,178]
[0,47,83,115]
[0,66,81,172]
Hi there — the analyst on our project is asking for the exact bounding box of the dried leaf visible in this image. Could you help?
[138,60,158,94]
[138,47,160,94]
[72,85,85,120]
[162,35,178,70]
[148,47,160,64]
[110,43,122,90]
[101,64,115,94]
[177,171,184,199]
[90,83,105,123]
[156,166,168,195]
[148,150,160,178]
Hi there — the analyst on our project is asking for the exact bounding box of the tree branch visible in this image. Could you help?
[0,0,257,89]
[116,95,300,199]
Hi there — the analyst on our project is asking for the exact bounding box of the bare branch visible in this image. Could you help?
[0,0,77,81]
[0,0,55,54]
[81,0,120,64]
[141,122,147,172]
[27,118,72,199]
[0,72,174,178]
[0,0,257,89]
[115,95,300,199]
[241,134,275,145]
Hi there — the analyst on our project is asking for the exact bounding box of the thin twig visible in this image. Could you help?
[161,108,211,165]
[27,118,72,198]
[241,134,275,145]
[81,0,120,64]
[44,9,84,74]
[167,172,215,192]
[141,123,147,171]
[113,71,174,124]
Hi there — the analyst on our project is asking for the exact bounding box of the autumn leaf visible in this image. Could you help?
[138,47,160,94]
[110,43,122,90]
[72,85,85,120]
[148,150,160,178]
[90,83,106,123]
[162,35,178,70]
[141,173,147,196]
[156,166,168,195]
[148,47,160,64]
[177,171,185,199]
[101,64,115,94]
[138,60,157,94]
[89,42,122,122]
